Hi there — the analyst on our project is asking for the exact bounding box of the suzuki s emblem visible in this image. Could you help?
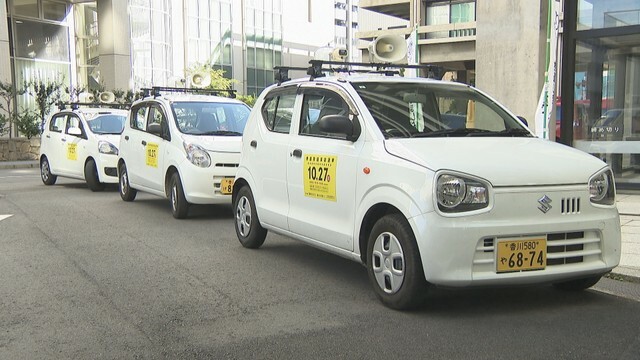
[538,195,552,214]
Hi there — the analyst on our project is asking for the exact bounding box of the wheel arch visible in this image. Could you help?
[358,203,405,264]
[164,165,179,197]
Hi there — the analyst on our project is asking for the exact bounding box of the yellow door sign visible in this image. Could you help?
[303,154,337,201]
[146,143,159,167]
[67,143,77,160]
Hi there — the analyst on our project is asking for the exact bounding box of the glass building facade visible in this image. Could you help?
[244,0,283,96]
[561,0,640,189]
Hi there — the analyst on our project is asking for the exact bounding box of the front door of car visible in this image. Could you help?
[61,114,89,177]
[247,87,298,230]
[286,87,363,251]
[137,104,170,191]
[44,113,68,174]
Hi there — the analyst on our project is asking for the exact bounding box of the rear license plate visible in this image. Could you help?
[496,237,547,273]
[220,178,234,195]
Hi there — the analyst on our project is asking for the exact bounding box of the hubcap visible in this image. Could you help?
[120,169,128,194]
[171,184,178,211]
[371,232,405,294]
[235,195,252,237]
[41,160,49,181]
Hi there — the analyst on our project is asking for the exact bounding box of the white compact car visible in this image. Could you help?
[117,87,250,218]
[232,64,621,310]
[39,104,128,191]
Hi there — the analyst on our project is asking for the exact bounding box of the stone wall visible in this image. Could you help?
[0,138,40,161]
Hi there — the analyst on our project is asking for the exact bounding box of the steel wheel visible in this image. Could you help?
[40,157,57,185]
[235,195,252,237]
[233,185,267,248]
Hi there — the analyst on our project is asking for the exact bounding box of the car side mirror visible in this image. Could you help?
[67,127,82,136]
[318,115,361,141]
[148,123,162,137]
[517,116,528,127]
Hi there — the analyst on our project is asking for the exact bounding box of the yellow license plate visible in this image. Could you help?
[220,178,234,195]
[496,237,546,273]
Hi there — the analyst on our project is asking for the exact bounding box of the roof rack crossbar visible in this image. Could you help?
[273,66,308,85]
[57,102,131,110]
[142,86,237,99]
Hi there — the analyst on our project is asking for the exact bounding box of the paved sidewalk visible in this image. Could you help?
[1,160,639,281]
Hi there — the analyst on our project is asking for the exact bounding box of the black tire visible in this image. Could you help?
[84,159,105,192]
[233,186,267,248]
[40,156,57,185]
[169,172,189,219]
[552,274,603,291]
[118,162,137,201]
[366,213,428,310]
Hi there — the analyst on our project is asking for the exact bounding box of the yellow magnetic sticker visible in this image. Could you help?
[67,143,77,161]
[146,143,159,167]
[303,154,337,201]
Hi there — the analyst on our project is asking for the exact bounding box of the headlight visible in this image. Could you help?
[436,173,489,213]
[98,140,118,155]
[589,168,615,205]
[183,141,211,168]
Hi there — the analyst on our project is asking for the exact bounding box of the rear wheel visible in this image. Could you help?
[118,162,137,201]
[552,275,603,291]
[84,159,105,192]
[169,172,189,219]
[233,185,267,248]
[40,156,57,185]
[366,213,428,310]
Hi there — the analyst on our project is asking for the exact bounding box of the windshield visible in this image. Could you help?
[86,114,127,134]
[171,101,251,135]
[351,82,531,139]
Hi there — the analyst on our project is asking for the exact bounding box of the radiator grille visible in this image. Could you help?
[560,197,581,214]
[473,231,602,274]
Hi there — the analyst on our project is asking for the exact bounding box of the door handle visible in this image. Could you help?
[250,140,257,148]
[124,135,129,141]
[45,135,50,138]
[61,138,66,142]
[141,140,147,146]
[292,149,302,158]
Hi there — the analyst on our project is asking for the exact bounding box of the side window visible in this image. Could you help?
[65,115,85,137]
[49,114,66,133]
[131,105,147,131]
[261,89,297,134]
[299,89,350,139]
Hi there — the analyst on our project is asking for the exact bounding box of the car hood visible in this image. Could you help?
[181,134,242,153]
[384,138,606,186]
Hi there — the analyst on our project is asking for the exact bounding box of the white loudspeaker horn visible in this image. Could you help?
[79,92,95,103]
[368,35,407,63]
[190,71,211,88]
[331,47,348,61]
[99,91,116,103]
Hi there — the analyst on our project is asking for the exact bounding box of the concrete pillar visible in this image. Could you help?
[475,0,548,130]
[98,0,132,91]
[0,5,11,85]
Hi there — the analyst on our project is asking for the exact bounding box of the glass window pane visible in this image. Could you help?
[14,20,70,62]
[578,0,640,30]
[13,0,39,17]
[43,1,69,22]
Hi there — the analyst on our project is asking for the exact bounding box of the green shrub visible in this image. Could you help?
[14,111,40,139]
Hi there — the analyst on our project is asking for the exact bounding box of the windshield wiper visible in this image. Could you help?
[197,130,242,136]
[412,128,494,138]
[494,128,533,137]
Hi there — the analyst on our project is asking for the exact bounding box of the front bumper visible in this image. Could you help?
[411,186,621,287]
[177,152,240,204]
[97,153,119,184]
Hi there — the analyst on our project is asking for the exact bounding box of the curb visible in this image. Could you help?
[608,266,640,284]
[0,161,39,170]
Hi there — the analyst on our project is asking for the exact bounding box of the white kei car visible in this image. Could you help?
[232,67,621,310]
[117,87,250,218]
[39,105,128,191]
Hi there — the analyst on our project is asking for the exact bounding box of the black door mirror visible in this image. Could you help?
[517,116,528,127]
[317,115,361,141]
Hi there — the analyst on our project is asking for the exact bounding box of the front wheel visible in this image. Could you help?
[40,156,57,185]
[84,159,105,192]
[552,274,603,291]
[366,214,428,310]
[233,186,267,248]
[118,162,137,201]
[169,172,189,219]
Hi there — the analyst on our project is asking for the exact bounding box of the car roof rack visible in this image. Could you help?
[141,86,237,99]
[57,102,131,110]
[273,61,443,84]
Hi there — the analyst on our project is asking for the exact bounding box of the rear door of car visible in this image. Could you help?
[61,114,89,177]
[42,113,68,174]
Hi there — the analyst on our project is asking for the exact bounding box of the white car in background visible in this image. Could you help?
[233,63,621,310]
[39,104,128,191]
[117,87,251,219]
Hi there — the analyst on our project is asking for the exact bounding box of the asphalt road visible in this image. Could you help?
[1,168,640,359]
